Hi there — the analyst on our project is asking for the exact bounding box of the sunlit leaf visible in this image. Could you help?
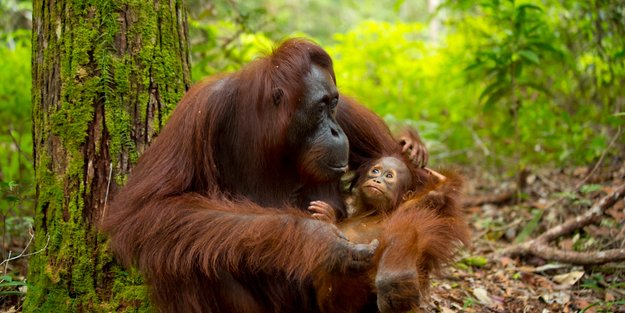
[521,82,551,96]
[392,0,406,13]
[479,80,507,103]
[514,61,523,78]
[580,184,602,194]
[518,50,540,64]
[461,256,488,267]
[483,85,511,111]
[465,60,486,72]
[0,275,13,282]
[528,41,563,56]
[516,4,544,13]
[514,209,543,244]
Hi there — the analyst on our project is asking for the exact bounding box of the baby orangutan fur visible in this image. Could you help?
[313,166,470,313]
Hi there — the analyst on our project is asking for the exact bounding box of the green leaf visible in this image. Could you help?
[0,291,25,296]
[393,0,406,13]
[516,4,544,13]
[461,256,488,267]
[580,184,602,194]
[518,50,540,64]
[514,209,543,244]
[483,85,511,111]
[521,81,551,96]
[0,281,28,287]
[555,191,577,200]
[465,60,486,72]
[0,275,13,282]
[4,195,19,202]
[514,61,523,78]
[479,80,507,103]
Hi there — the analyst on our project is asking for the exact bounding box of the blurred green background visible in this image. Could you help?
[1,0,624,249]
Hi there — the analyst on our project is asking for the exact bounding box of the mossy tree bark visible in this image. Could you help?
[27,1,190,311]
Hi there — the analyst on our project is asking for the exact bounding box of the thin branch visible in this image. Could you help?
[503,183,625,265]
[7,127,32,163]
[463,191,516,207]
[3,251,11,277]
[101,162,113,224]
[0,228,50,277]
[524,245,625,266]
[540,126,623,212]
[543,183,624,242]
[574,126,622,190]
[471,129,491,156]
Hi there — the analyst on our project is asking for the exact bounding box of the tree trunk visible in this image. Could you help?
[27,1,190,311]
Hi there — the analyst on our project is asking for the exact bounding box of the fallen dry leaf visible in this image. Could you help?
[473,287,494,306]
[574,299,595,313]
[606,206,625,219]
[500,256,514,267]
[604,291,616,302]
[553,271,584,286]
[573,167,588,176]
[559,238,574,250]
[539,291,571,305]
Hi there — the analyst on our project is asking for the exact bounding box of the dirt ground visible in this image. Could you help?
[425,161,625,313]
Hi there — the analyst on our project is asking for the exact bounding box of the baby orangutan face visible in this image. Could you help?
[358,156,412,212]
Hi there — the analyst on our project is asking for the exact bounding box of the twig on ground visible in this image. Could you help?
[539,126,623,212]
[0,228,50,281]
[502,183,625,265]
[574,126,621,190]
[463,191,516,207]
[471,129,491,157]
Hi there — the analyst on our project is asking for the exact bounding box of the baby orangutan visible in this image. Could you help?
[310,156,468,313]
[309,156,415,223]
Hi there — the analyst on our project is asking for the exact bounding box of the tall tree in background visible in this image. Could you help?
[26,1,190,311]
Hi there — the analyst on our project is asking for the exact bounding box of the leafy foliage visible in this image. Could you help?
[0,274,29,296]
[0,28,31,183]
[326,0,624,170]
[185,0,624,171]
[327,21,481,164]
[1,0,34,264]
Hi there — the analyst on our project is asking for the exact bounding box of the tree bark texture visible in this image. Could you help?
[27,0,190,311]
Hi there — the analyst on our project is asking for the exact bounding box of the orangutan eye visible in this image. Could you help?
[386,173,393,179]
[372,168,380,174]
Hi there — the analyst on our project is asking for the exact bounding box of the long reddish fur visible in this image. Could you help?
[102,39,410,312]
[103,37,468,313]
[316,169,470,313]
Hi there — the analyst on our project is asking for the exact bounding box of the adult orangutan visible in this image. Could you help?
[103,38,453,313]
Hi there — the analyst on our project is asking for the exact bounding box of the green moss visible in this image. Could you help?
[106,267,154,313]
[26,0,190,311]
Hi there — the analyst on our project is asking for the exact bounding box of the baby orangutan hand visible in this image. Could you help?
[308,200,337,223]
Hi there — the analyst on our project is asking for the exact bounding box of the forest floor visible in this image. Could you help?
[425,160,625,313]
[1,161,624,312]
